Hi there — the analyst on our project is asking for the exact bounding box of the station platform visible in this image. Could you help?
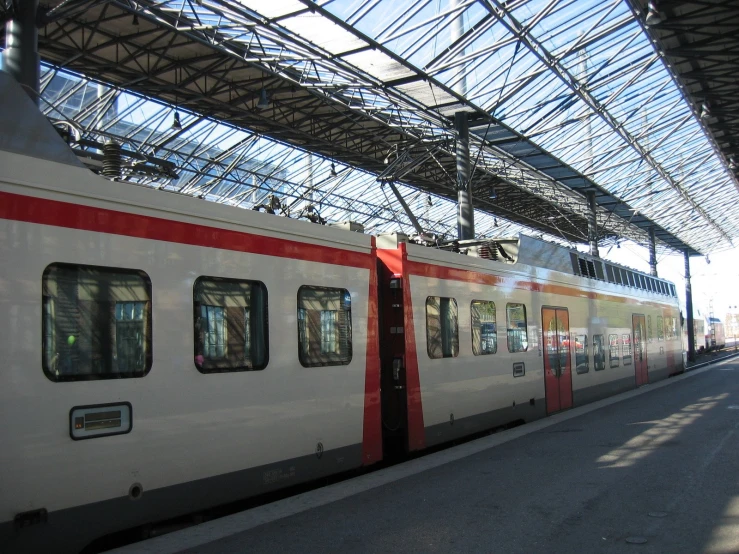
[108,356,739,554]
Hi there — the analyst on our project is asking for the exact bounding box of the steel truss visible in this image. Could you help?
[2,0,737,254]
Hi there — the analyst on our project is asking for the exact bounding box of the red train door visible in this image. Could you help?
[542,307,573,414]
[633,314,648,385]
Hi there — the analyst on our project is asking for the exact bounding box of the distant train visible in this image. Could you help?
[0,73,683,553]
[692,317,725,352]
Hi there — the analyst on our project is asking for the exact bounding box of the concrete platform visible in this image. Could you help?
[108,356,739,554]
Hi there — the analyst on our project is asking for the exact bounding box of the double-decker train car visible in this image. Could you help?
[0,73,682,553]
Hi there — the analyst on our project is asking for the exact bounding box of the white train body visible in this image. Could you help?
[0,73,682,553]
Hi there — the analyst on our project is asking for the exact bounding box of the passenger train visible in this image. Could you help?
[0,73,682,553]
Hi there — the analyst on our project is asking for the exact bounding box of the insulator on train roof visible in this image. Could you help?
[102,141,123,179]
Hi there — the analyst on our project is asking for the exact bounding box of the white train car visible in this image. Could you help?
[376,235,681,451]
[0,74,381,554]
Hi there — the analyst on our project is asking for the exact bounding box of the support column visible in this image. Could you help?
[649,226,658,276]
[685,250,695,363]
[2,0,40,103]
[455,111,474,240]
[586,190,599,257]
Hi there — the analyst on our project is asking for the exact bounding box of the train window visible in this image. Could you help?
[622,334,632,365]
[194,277,268,372]
[647,315,653,343]
[627,272,636,288]
[575,335,589,373]
[666,317,677,340]
[657,316,664,341]
[426,297,459,359]
[42,263,152,381]
[471,300,497,355]
[297,286,352,367]
[606,265,615,283]
[639,275,646,289]
[506,303,529,353]
[609,334,620,368]
[670,284,677,297]
[593,334,605,370]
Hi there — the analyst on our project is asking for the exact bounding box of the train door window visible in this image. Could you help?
[575,335,589,373]
[622,334,632,365]
[426,296,459,359]
[42,263,152,381]
[471,300,497,355]
[194,277,268,372]
[593,335,606,370]
[506,303,529,353]
[609,334,620,368]
[647,315,653,342]
[657,316,664,341]
[297,286,352,366]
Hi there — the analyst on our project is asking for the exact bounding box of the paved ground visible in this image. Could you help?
[110,357,739,554]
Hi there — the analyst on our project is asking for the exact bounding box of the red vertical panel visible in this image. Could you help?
[542,308,560,414]
[362,237,382,465]
[664,308,678,375]
[557,309,573,410]
[633,314,648,386]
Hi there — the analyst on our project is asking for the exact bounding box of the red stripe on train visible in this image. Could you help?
[0,191,373,269]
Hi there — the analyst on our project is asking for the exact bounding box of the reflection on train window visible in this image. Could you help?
[427,297,459,359]
[657,316,664,341]
[648,315,653,342]
[593,334,606,370]
[506,303,528,353]
[575,335,589,373]
[666,317,677,340]
[471,300,496,355]
[194,277,268,372]
[609,334,620,368]
[298,286,352,367]
[622,334,632,365]
[42,263,152,381]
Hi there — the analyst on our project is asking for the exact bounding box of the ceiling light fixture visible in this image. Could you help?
[729,158,737,170]
[132,12,139,26]
[257,88,270,110]
[330,162,337,177]
[700,103,711,119]
[171,110,182,130]
[645,1,662,26]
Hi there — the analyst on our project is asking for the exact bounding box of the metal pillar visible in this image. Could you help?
[455,111,474,240]
[586,190,599,257]
[2,0,40,103]
[685,250,695,363]
[648,227,658,276]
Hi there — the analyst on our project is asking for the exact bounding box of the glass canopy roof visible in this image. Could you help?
[14,0,739,254]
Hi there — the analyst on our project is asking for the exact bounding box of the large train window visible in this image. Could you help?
[575,335,589,373]
[656,316,664,341]
[506,303,528,353]
[665,317,677,340]
[194,277,268,372]
[42,263,152,381]
[593,335,605,370]
[471,300,496,355]
[427,297,459,359]
[297,286,352,367]
[609,334,620,368]
[648,315,653,342]
[622,334,633,365]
